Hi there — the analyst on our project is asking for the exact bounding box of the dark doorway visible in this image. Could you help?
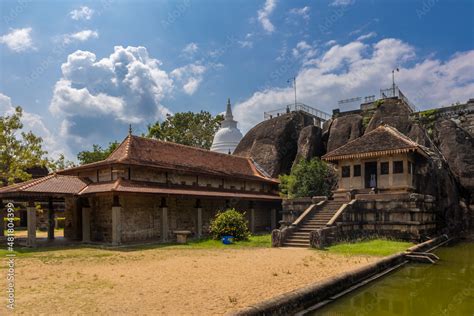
[365,161,377,188]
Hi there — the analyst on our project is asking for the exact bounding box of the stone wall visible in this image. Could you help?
[309,193,438,248]
[85,194,280,244]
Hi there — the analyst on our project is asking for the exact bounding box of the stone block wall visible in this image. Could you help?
[90,195,113,242]
[84,194,280,244]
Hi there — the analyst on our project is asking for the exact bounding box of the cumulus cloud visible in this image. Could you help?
[69,6,94,20]
[258,0,277,33]
[0,93,66,159]
[182,42,199,57]
[50,46,174,150]
[171,63,206,95]
[0,27,34,52]
[356,32,377,41]
[292,41,317,64]
[61,29,99,44]
[289,6,310,21]
[233,38,474,132]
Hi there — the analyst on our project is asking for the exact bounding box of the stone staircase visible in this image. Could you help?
[282,199,347,248]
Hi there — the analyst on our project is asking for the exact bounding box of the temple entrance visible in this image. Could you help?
[365,161,377,188]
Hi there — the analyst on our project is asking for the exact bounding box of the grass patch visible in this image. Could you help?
[327,239,414,257]
[125,233,272,251]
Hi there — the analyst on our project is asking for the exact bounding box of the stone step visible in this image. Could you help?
[290,231,309,236]
[286,237,308,242]
[282,242,309,248]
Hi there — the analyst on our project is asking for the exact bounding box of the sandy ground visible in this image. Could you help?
[2,247,377,315]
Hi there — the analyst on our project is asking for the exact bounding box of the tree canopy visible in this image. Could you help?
[0,107,50,185]
[279,157,336,199]
[77,142,119,165]
[146,111,223,149]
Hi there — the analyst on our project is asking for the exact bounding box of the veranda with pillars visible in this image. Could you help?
[72,194,280,246]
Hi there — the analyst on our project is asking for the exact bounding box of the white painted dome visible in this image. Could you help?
[211,99,243,154]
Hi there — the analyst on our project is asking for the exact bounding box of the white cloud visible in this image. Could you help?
[258,0,277,33]
[238,40,253,48]
[292,41,318,64]
[171,63,207,95]
[356,32,377,41]
[0,27,34,52]
[182,42,199,57]
[61,30,99,45]
[325,40,337,46]
[234,38,474,132]
[69,6,94,20]
[330,0,354,6]
[0,93,66,159]
[289,6,310,21]
[50,46,174,150]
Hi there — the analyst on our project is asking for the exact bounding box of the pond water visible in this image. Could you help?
[309,242,474,316]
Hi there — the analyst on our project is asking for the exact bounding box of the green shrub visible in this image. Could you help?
[210,209,250,241]
[279,157,336,198]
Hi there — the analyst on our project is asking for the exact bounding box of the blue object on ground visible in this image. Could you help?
[222,236,234,244]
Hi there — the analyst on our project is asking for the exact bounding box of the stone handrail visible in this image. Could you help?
[272,199,327,247]
[292,200,326,227]
[326,199,357,226]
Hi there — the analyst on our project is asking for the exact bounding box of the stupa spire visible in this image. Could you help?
[225,98,233,120]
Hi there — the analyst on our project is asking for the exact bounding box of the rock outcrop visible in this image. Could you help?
[293,125,324,166]
[433,119,474,193]
[233,111,316,177]
[365,99,412,134]
[326,114,363,152]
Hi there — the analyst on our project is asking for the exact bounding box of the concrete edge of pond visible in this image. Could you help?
[229,235,450,316]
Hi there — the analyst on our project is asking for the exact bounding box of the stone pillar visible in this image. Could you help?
[197,207,203,238]
[112,206,122,246]
[26,204,36,248]
[161,207,168,242]
[250,208,256,233]
[82,207,91,243]
[0,203,4,237]
[271,208,277,230]
[389,156,394,187]
[47,198,55,240]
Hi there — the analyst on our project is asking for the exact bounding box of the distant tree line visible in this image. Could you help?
[0,107,223,185]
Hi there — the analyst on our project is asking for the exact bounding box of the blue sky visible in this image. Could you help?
[1,0,473,160]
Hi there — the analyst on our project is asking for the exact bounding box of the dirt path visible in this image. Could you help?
[2,247,377,315]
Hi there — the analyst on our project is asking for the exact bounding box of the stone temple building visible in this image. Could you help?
[0,133,281,247]
[210,98,243,154]
[322,125,429,195]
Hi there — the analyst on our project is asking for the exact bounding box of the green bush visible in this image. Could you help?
[279,157,336,198]
[209,209,250,241]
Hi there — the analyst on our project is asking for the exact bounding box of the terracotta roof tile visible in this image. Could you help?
[80,179,280,201]
[65,135,277,183]
[322,125,428,161]
[0,174,89,196]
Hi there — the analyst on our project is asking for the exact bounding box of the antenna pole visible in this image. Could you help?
[294,77,297,107]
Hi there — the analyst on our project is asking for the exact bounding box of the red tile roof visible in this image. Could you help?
[0,174,89,197]
[61,135,277,183]
[80,178,281,201]
[322,125,428,161]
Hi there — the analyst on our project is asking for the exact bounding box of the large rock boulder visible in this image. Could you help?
[326,114,363,152]
[365,99,413,134]
[234,111,315,177]
[293,125,324,166]
[433,119,474,194]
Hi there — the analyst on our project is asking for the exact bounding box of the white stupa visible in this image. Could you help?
[210,98,243,154]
